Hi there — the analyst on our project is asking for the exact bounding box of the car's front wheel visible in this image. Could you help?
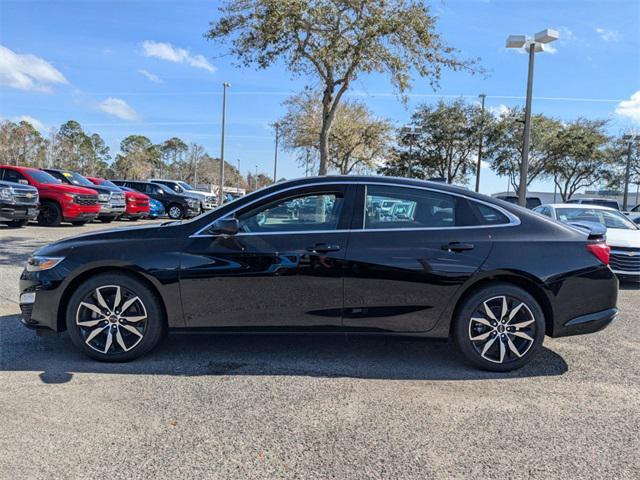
[66,272,165,362]
[453,283,545,372]
[167,203,184,219]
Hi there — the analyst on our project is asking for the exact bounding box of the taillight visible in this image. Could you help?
[586,243,610,265]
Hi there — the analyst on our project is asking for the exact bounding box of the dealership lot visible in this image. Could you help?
[1,222,639,479]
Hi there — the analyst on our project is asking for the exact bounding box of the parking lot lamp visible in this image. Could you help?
[218,82,230,205]
[506,29,559,207]
[622,133,639,210]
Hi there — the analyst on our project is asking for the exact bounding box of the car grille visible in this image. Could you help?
[136,199,149,207]
[110,192,126,207]
[610,248,640,273]
[12,188,38,205]
[76,194,99,206]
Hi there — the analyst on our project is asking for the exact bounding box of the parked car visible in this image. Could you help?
[495,195,542,210]
[43,169,125,223]
[88,178,150,221]
[149,179,216,211]
[19,176,618,371]
[0,179,39,227]
[567,198,620,210]
[0,165,99,226]
[625,204,640,224]
[111,180,199,219]
[534,203,640,282]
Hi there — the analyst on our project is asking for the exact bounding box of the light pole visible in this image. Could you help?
[506,29,559,207]
[218,82,230,206]
[475,93,486,192]
[622,133,639,211]
[400,125,422,178]
[273,122,280,182]
[255,165,258,190]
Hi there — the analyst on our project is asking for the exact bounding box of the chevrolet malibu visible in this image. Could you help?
[18,176,618,371]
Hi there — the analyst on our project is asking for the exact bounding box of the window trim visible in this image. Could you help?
[190,181,520,238]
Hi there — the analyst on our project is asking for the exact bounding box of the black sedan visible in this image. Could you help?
[18,176,618,371]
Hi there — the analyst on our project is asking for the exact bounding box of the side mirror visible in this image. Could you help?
[209,217,239,235]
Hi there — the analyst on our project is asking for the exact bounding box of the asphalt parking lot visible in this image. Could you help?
[1,222,639,479]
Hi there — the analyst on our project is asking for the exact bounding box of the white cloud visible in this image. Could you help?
[15,115,46,131]
[595,27,620,42]
[98,97,140,121]
[138,69,162,83]
[488,104,510,117]
[615,91,640,123]
[140,40,216,72]
[543,43,558,54]
[0,44,68,92]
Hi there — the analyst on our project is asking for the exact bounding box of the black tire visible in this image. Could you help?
[70,220,88,226]
[99,217,115,223]
[6,219,29,228]
[66,272,165,362]
[37,201,62,226]
[167,203,184,219]
[453,283,545,372]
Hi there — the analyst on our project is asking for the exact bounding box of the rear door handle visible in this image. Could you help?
[442,242,475,252]
[306,243,341,253]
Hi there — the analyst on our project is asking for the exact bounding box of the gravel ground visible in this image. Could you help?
[1,222,639,479]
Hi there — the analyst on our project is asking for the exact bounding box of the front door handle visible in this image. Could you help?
[306,243,341,253]
[442,242,475,252]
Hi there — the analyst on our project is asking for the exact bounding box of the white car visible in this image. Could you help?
[624,204,640,224]
[534,203,640,282]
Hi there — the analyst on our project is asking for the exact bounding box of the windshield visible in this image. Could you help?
[97,179,119,188]
[27,169,61,184]
[556,208,639,230]
[60,171,96,187]
[177,181,194,191]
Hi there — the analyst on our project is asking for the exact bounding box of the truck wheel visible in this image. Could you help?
[167,204,184,219]
[6,219,29,228]
[37,201,62,227]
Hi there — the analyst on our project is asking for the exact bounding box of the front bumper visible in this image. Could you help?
[185,206,201,218]
[0,202,39,221]
[19,268,66,332]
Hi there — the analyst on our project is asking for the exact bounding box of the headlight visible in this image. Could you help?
[127,196,136,203]
[26,256,65,272]
[98,193,110,202]
[0,187,13,200]
[64,193,77,202]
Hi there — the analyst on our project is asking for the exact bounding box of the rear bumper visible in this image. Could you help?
[557,307,619,337]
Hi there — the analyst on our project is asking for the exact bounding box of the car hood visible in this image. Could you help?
[606,228,640,248]
[42,183,98,195]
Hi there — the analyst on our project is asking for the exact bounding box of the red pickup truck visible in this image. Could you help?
[0,165,100,226]
[87,177,150,220]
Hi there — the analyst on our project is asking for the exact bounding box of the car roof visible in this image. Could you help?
[540,203,618,211]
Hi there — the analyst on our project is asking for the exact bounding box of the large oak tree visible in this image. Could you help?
[206,0,477,175]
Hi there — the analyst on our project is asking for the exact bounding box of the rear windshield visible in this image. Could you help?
[556,208,638,230]
[27,169,61,184]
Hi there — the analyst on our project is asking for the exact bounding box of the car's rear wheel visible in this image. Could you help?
[167,203,184,219]
[37,201,62,226]
[66,273,165,362]
[453,284,545,372]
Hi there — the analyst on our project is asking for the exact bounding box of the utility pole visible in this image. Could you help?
[475,93,486,192]
[218,82,230,205]
[622,133,638,211]
[255,165,258,190]
[273,122,280,182]
[237,159,241,193]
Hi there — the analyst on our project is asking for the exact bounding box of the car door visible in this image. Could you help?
[179,184,356,329]
[343,184,500,333]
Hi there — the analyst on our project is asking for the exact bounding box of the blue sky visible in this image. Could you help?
[1,0,639,194]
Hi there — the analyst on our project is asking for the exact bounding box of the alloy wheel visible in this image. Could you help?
[168,206,182,219]
[76,285,148,354]
[468,295,536,364]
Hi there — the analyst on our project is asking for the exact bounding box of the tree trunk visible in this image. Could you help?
[318,125,330,175]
